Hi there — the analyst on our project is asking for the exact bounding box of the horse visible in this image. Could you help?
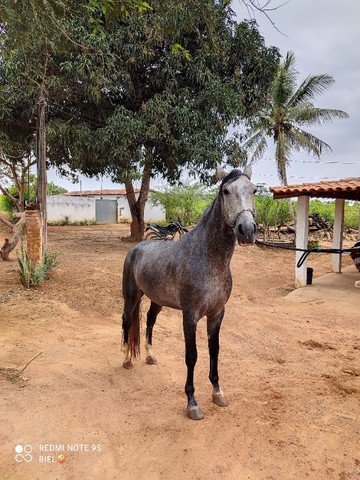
[121,166,257,420]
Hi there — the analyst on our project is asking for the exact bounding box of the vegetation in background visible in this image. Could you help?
[150,185,216,225]
[150,184,359,232]
[310,200,360,230]
[0,178,67,218]
[48,216,97,226]
[1,0,280,241]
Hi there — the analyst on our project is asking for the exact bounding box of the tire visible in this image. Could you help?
[145,231,161,240]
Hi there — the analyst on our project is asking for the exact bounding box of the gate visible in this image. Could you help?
[95,199,118,223]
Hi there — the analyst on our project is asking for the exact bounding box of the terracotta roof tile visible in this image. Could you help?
[62,189,140,197]
[270,178,360,201]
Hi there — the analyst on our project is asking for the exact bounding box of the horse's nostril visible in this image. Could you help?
[238,224,244,236]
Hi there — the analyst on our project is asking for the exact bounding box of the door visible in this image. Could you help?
[95,199,118,223]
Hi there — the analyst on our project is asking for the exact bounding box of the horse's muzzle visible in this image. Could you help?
[235,215,257,245]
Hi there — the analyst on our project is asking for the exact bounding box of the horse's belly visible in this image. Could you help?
[138,278,182,310]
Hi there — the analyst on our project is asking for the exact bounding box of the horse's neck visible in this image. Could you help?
[197,197,236,261]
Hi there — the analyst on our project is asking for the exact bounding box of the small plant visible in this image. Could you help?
[308,240,320,249]
[17,246,59,288]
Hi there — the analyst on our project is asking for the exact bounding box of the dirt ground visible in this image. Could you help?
[0,223,359,480]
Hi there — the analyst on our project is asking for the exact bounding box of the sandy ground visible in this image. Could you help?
[0,223,359,480]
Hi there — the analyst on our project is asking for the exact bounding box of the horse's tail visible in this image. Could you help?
[122,302,141,360]
[122,253,142,361]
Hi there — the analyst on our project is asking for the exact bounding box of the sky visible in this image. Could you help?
[48,0,360,192]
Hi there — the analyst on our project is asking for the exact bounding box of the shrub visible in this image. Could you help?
[17,246,59,288]
[150,184,216,225]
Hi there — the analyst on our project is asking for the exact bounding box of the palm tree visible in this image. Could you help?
[243,51,349,186]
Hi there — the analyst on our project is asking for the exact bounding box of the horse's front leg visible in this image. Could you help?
[207,309,229,408]
[183,312,204,420]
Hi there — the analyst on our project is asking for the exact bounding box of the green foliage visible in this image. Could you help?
[244,51,349,185]
[255,196,292,230]
[48,216,97,226]
[17,246,59,289]
[310,200,360,229]
[150,184,216,225]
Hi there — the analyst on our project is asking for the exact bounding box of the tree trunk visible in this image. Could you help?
[124,158,152,242]
[36,89,47,260]
[0,212,26,260]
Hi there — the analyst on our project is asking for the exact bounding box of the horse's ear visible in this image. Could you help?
[216,163,227,181]
[243,164,252,179]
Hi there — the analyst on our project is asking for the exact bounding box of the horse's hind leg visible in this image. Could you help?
[122,276,143,369]
[145,302,162,365]
[207,309,229,408]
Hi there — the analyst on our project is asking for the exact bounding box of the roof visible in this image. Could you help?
[62,189,139,197]
[270,178,360,201]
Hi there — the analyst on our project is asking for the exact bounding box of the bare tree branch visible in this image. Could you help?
[240,0,289,36]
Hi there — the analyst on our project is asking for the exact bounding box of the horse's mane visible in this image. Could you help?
[220,170,243,192]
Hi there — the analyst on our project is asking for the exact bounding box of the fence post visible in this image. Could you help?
[295,195,309,287]
[332,198,344,273]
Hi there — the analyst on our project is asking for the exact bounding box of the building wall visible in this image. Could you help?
[117,196,165,222]
[47,195,165,223]
[47,196,96,222]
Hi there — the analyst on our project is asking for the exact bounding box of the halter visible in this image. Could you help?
[230,208,256,229]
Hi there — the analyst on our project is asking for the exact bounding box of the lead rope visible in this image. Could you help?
[254,239,360,268]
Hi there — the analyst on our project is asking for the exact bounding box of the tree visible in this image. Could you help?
[243,51,349,186]
[1,1,280,241]
[45,2,280,240]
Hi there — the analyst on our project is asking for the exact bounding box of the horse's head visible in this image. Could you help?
[218,165,257,245]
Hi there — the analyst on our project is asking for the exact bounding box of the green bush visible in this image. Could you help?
[17,247,59,288]
[310,200,360,229]
[150,184,216,225]
[255,196,292,229]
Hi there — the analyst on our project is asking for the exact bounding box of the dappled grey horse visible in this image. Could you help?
[121,166,257,420]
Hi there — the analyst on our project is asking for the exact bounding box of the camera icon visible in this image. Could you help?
[15,445,33,463]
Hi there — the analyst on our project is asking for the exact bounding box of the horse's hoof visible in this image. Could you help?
[146,355,158,365]
[212,392,229,407]
[123,360,133,369]
[187,405,205,420]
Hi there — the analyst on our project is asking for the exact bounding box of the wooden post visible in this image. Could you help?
[332,198,345,273]
[36,89,47,260]
[295,195,310,287]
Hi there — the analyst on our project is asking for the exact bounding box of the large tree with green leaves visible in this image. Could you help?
[1,0,280,241]
[45,1,279,240]
[243,51,349,186]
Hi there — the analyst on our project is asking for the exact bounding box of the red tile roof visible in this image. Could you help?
[62,189,140,197]
[270,178,360,201]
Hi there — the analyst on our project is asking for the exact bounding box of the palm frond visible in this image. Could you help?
[288,74,335,107]
[242,130,268,163]
[286,127,332,158]
[289,104,349,125]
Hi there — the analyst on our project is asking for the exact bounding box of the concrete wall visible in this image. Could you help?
[47,195,165,223]
[47,196,96,222]
[117,196,165,222]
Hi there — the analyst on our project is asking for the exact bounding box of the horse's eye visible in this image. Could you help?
[253,188,257,194]
[223,189,230,195]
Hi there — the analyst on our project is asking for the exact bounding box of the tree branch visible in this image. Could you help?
[0,213,15,230]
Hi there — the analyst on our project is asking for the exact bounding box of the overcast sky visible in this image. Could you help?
[234,0,360,187]
[49,0,360,191]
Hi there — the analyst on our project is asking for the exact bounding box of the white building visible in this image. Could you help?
[47,189,165,224]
